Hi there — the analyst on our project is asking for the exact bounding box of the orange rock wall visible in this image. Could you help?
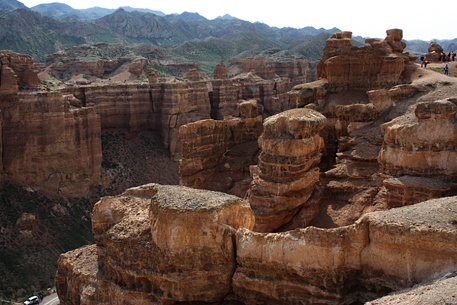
[84,83,152,133]
[179,102,263,197]
[379,99,457,177]
[0,51,40,95]
[151,80,211,160]
[2,92,102,195]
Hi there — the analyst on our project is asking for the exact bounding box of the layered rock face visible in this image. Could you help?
[179,100,263,197]
[57,184,255,304]
[0,50,40,95]
[1,92,102,195]
[233,197,457,305]
[316,30,415,92]
[45,44,150,78]
[247,108,326,232]
[286,29,445,224]
[237,55,311,86]
[378,99,457,206]
[211,58,309,119]
[57,187,457,305]
[379,99,457,177]
[82,83,153,133]
[151,74,211,160]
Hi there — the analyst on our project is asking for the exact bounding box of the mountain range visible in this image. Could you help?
[0,0,456,68]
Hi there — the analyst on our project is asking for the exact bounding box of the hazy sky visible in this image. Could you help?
[19,0,457,41]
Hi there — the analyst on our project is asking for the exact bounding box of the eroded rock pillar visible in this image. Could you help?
[247,108,326,232]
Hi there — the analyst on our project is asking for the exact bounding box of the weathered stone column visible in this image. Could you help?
[247,108,326,232]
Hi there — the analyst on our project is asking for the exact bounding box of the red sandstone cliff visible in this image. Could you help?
[1,92,102,195]
[179,100,262,197]
[0,50,40,95]
[0,51,101,195]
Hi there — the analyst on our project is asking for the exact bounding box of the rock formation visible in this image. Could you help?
[45,43,151,79]
[1,92,102,195]
[247,108,326,232]
[425,41,444,62]
[211,58,310,119]
[377,99,457,206]
[379,99,457,177]
[315,29,416,93]
[284,29,454,227]
[179,100,263,197]
[82,83,153,133]
[0,50,40,95]
[57,184,255,304]
[150,73,211,160]
[56,186,457,304]
[233,197,457,304]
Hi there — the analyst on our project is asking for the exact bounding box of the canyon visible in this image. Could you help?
[1,28,457,304]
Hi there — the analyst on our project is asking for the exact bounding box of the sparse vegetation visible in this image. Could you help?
[0,181,94,299]
[430,66,444,74]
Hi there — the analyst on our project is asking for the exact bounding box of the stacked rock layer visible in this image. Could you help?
[247,108,326,232]
[57,184,256,304]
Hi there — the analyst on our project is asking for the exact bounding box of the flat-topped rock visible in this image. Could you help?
[262,108,327,139]
[379,99,457,177]
[91,183,255,304]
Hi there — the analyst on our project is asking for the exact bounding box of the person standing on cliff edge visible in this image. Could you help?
[444,63,449,75]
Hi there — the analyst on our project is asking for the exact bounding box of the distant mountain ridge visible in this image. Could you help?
[0,0,343,63]
[0,0,25,10]
[31,2,166,20]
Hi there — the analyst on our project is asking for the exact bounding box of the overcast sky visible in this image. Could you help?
[20,0,457,41]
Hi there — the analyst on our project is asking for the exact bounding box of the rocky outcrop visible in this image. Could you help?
[379,99,457,177]
[210,64,242,119]
[377,99,457,207]
[236,53,311,86]
[425,41,444,62]
[242,56,275,80]
[247,108,326,232]
[0,51,40,95]
[233,196,457,304]
[382,176,452,207]
[211,57,311,119]
[316,29,416,93]
[57,187,457,305]
[213,62,229,79]
[57,184,255,304]
[1,92,101,195]
[45,44,150,78]
[128,58,148,76]
[179,100,263,197]
[211,72,290,119]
